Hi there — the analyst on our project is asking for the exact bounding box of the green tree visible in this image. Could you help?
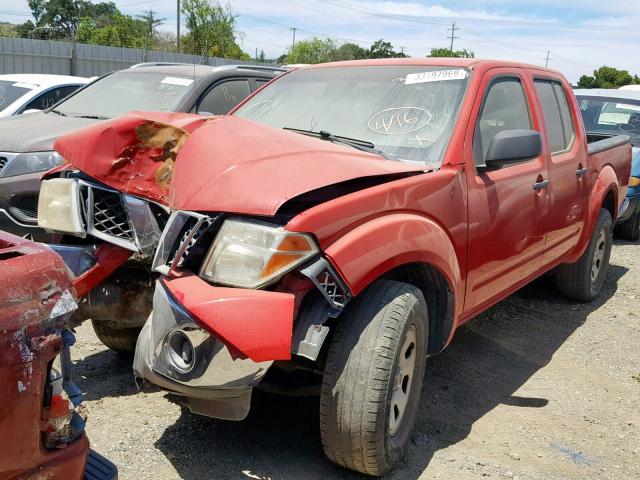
[181,0,249,59]
[577,66,639,88]
[77,12,150,48]
[136,9,165,44]
[334,42,368,61]
[428,47,474,58]
[368,39,406,58]
[18,0,118,39]
[286,38,339,64]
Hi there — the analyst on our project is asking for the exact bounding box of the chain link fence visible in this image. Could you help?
[0,37,270,77]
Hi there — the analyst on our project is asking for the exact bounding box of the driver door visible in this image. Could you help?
[464,70,549,316]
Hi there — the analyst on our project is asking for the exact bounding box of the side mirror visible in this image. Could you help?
[484,129,542,168]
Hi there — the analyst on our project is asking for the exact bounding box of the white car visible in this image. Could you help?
[0,74,90,117]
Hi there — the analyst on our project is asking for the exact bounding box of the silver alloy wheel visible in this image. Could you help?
[389,325,417,436]
[591,228,606,282]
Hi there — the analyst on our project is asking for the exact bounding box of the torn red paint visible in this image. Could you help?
[53,111,213,204]
[54,112,424,215]
[0,231,89,480]
[162,274,295,362]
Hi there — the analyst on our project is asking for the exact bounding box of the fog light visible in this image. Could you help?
[167,331,195,373]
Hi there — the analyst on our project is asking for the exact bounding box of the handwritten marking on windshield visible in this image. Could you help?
[243,99,275,119]
[411,134,437,146]
[368,107,433,135]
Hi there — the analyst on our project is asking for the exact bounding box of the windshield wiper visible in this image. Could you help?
[49,109,66,116]
[283,127,387,157]
[73,114,110,120]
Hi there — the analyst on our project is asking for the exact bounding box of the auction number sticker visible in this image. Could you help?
[405,69,468,85]
[161,77,194,86]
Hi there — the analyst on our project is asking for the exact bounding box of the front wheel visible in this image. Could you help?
[320,280,428,476]
[556,208,613,301]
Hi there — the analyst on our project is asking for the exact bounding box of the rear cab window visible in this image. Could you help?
[534,79,575,154]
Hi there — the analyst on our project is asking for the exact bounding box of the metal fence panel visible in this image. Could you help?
[0,37,272,78]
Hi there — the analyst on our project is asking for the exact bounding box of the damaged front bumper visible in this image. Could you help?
[133,277,294,420]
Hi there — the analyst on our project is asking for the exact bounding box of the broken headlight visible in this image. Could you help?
[199,219,319,288]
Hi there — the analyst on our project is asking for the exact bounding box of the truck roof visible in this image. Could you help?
[305,57,563,76]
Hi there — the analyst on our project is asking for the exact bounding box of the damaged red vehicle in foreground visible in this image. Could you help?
[0,231,117,480]
[37,59,631,475]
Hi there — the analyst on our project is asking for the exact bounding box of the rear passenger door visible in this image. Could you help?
[465,70,549,315]
[532,76,588,263]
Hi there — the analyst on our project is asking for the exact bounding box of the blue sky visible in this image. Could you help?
[2,0,640,83]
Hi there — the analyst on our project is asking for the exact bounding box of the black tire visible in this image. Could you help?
[320,280,428,476]
[616,206,640,241]
[556,208,613,302]
[91,320,141,354]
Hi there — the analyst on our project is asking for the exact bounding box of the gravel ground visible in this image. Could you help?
[73,239,640,480]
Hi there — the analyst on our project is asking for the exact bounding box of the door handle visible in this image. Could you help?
[576,167,588,177]
[533,179,549,191]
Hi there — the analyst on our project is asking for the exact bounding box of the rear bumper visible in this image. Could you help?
[133,278,294,420]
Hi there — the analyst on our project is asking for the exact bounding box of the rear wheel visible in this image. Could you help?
[320,280,428,476]
[91,320,141,354]
[616,206,640,241]
[556,208,612,301]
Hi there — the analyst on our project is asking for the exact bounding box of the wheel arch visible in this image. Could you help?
[324,213,463,354]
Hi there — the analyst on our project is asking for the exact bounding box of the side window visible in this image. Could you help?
[553,83,575,149]
[473,77,531,165]
[197,80,251,115]
[534,79,575,153]
[23,85,80,111]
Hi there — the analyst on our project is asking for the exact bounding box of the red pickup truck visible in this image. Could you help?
[37,59,631,475]
[0,231,117,480]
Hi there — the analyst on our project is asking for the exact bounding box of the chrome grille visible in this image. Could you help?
[153,211,219,275]
[90,188,134,242]
[0,153,18,177]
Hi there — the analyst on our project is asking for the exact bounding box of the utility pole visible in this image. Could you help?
[545,50,550,67]
[290,27,298,52]
[399,46,406,55]
[447,22,459,51]
[177,0,181,53]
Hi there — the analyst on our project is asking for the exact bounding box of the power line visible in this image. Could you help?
[290,27,298,51]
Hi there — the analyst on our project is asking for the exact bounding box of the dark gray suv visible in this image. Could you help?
[0,63,282,240]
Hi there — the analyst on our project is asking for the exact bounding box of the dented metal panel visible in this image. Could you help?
[53,112,425,215]
[0,230,89,480]
[162,273,295,362]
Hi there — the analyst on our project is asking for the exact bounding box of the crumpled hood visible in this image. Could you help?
[54,111,425,216]
[0,111,98,152]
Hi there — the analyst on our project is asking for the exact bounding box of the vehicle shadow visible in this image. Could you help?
[72,349,142,400]
[151,263,626,480]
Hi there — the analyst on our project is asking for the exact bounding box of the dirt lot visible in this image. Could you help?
[73,238,640,480]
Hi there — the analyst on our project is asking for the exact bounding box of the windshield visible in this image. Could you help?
[56,71,194,118]
[0,80,34,112]
[234,66,470,166]
[577,96,640,147]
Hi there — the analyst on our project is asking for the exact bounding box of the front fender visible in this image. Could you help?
[324,213,462,318]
